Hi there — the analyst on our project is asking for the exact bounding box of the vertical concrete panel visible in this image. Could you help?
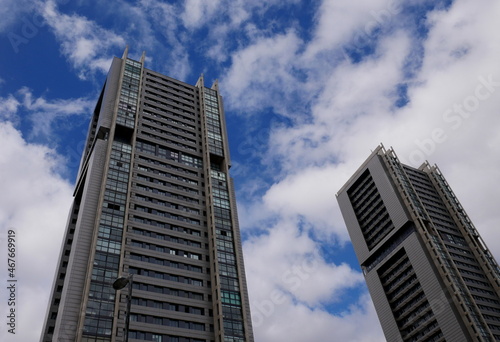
[52,140,108,341]
[97,57,122,130]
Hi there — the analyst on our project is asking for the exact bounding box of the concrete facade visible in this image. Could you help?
[41,49,254,342]
[337,145,500,341]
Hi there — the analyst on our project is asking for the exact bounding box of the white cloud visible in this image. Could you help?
[222,30,303,115]
[0,121,73,341]
[244,220,384,341]
[0,0,35,33]
[181,0,222,29]
[245,221,363,304]
[304,0,402,59]
[229,1,500,341]
[5,0,500,341]
[40,0,125,79]
[180,0,300,30]
[0,94,20,122]
[137,0,191,80]
[260,294,383,342]
[17,87,94,140]
[231,0,500,240]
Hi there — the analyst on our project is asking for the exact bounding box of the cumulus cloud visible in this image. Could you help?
[0,0,35,33]
[180,0,300,30]
[304,0,402,59]
[137,0,191,80]
[40,0,125,79]
[225,1,500,340]
[0,87,94,146]
[0,94,21,122]
[222,30,304,115]
[4,0,500,341]
[0,121,73,341]
[17,87,94,140]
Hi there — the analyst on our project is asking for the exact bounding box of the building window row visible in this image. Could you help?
[463,277,492,288]
[219,264,238,278]
[446,244,473,256]
[144,89,195,109]
[384,268,417,293]
[384,276,421,301]
[145,83,195,104]
[483,314,500,322]
[454,259,482,271]
[440,232,467,247]
[223,319,245,338]
[132,281,204,301]
[477,304,500,314]
[472,294,500,305]
[130,314,205,331]
[129,253,202,273]
[129,267,204,287]
[142,117,196,140]
[130,228,202,248]
[401,310,434,337]
[143,100,195,119]
[394,293,427,320]
[136,174,199,196]
[146,73,196,95]
[135,194,200,215]
[131,297,205,315]
[144,95,195,113]
[216,229,233,242]
[132,215,202,236]
[220,276,240,292]
[467,285,497,297]
[137,155,198,177]
[220,291,241,306]
[380,257,411,285]
[136,140,202,169]
[404,319,440,341]
[397,302,431,328]
[130,240,202,260]
[143,106,196,125]
[411,184,442,202]
[216,239,235,253]
[487,323,500,331]
[141,131,197,153]
[365,218,395,250]
[135,184,199,205]
[133,205,200,226]
[128,330,205,342]
[457,267,487,279]
[137,165,199,186]
[449,252,479,264]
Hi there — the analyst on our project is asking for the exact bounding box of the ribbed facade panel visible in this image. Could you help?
[337,145,500,341]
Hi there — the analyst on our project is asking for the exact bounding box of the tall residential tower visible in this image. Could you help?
[337,145,500,341]
[41,49,254,342]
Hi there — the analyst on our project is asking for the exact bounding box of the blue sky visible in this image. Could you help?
[1,0,500,341]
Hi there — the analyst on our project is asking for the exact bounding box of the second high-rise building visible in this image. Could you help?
[337,145,500,341]
[40,48,254,342]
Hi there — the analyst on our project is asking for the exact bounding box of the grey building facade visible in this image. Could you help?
[40,48,254,342]
[337,145,500,341]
